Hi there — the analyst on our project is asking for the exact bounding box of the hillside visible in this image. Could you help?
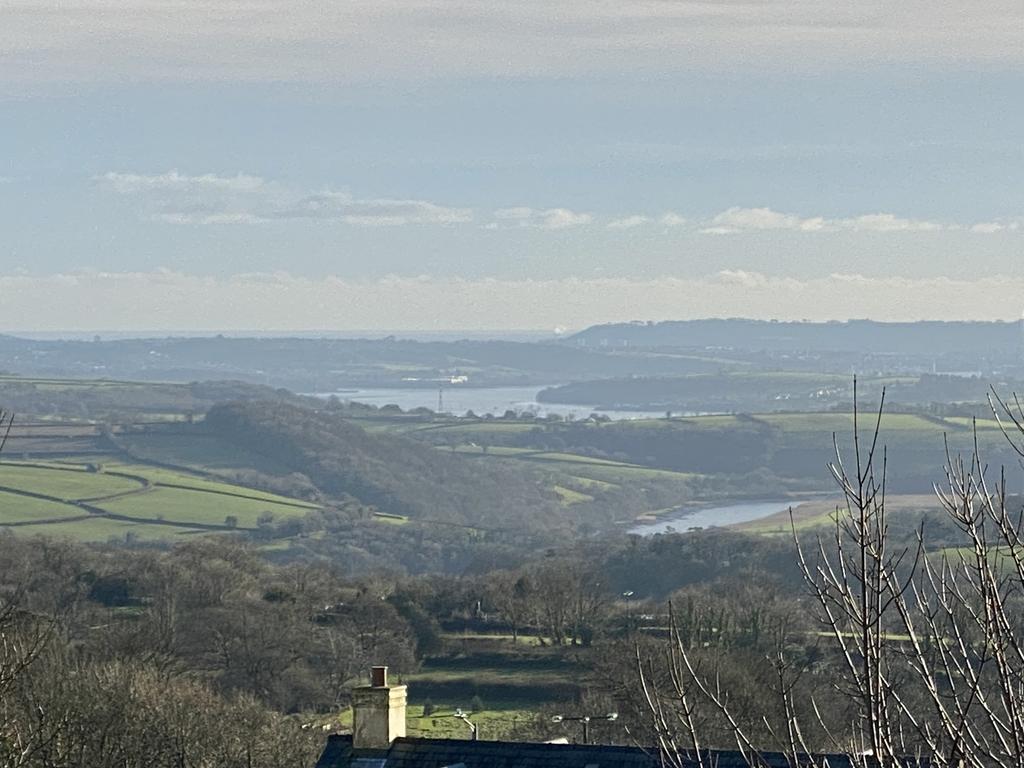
[537,372,1009,413]
[203,402,564,529]
[0,374,316,421]
[567,319,1024,355]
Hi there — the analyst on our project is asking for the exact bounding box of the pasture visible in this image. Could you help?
[0,460,319,542]
[738,494,945,535]
[333,638,581,740]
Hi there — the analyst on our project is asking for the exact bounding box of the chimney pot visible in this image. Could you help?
[352,666,406,749]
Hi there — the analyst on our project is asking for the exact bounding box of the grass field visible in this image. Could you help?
[0,464,142,500]
[96,486,310,528]
[755,412,948,432]
[0,460,320,541]
[444,442,700,520]
[551,485,593,505]
[107,463,319,507]
[738,494,943,534]
[334,703,539,741]
[328,637,581,740]
[0,490,86,523]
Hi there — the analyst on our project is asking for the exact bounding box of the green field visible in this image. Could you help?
[108,463,319,507]
[738,494,943,535]
[335,703,539,741]
[443,442,699,518]
[96,486,310,528]
[0,490,86,523]
[551,485,593,505]
[0,460,320,541]
[0,464,142,500]
[327,637,581,739]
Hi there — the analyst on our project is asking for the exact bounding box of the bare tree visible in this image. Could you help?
[636,382,1024,767]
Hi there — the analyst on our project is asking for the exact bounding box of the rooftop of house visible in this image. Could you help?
[319,665,859,768]
[314,733,857,768]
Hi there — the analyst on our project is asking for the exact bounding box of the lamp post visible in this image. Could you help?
[451,708,478,740]
[551,712,618,744]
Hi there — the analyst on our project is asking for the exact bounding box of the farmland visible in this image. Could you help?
[0,460,319,542]
[2,374,1020,548]
[333,637,582,741]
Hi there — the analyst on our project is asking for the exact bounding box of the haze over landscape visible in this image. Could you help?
[5,4,1024,768]
[3,1,1024,330]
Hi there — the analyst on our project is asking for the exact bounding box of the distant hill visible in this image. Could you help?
[203,402,564,529]
[567,319,1024,355]
[0,374,315,420]
[538,372,1014,413]
[0,335,720,389]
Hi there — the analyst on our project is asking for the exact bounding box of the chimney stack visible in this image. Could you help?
[352,666,407,749]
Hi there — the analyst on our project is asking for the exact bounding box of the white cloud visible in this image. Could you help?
[839,213,944,233]
[493,207,592,230]
[283,192,472,226]
[2,2,1022,84]
[606,213,687,230]
[608,215,651,230]
[98,171,472,227]
[91,179,1024,236]
[154,211,266,226]
[700,207,949,235]
[702,207,828,234]
[7,270,1024,332]
[970,221,1021,234]
[98,170,266,194]
[660,213,688,228]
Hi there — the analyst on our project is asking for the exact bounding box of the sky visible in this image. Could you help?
[1,1,1023,332]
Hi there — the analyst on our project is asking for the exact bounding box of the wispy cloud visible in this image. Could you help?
[97,171,472,227]
[280,192,472,226]
[607,215,651,230]
[99,171,265,194]
[93,176,1020,236]
[607,213,688,230]
[970,220,1022,234]
[493,207,593,230]
[700,207,948,235]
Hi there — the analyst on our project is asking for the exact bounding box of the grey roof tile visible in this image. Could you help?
[316,735,861,768]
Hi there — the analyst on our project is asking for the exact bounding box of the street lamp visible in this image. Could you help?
[551,712,618,744]
[451,708,478,741]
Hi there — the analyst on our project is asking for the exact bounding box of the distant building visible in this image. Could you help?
[315,667,858,768]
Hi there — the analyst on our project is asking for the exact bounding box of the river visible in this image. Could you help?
[627,500,795,536]
[311,385,672,420]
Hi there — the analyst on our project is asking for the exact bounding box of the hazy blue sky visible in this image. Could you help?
[1,1,1022,331]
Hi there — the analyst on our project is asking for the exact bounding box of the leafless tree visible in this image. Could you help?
[637,381,1024,767]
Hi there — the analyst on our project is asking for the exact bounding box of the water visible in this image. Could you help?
[627,500,795,536]
[311,385,673,421]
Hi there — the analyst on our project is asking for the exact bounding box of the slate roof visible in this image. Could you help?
[315,735,858,768]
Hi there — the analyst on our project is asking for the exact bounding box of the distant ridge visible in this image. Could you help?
[566,319,1024,354]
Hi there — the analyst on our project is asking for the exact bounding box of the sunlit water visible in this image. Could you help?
[627,500,795,536]
[310,385,676,421]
